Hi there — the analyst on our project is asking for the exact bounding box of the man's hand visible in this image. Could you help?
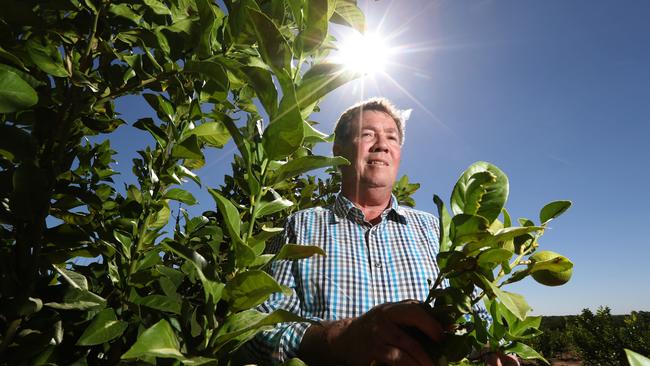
[298,300,443,366]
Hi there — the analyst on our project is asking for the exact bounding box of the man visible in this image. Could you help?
[245,98,518,366]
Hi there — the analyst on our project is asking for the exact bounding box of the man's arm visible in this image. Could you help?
[297,301,443,366]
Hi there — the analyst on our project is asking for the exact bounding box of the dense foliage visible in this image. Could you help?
[525,308,650,366]
[0,0,366,364]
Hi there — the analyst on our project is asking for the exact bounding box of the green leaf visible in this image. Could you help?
[109,3,142,24]
[271,156,349,186]
[195,0,224,58]
[208,188,241,240]
[295,63,358,116]
[0,66,38,113]
[45,288,106,310]
[298,0,329,52]
[433,194,452,253]
[163,188,197,205]
[241,65,278,117]
[273,244,326,261]
[502,208,512,227]
[504,342,548,364]
[162,240,225,304]
[330,0,366,33]
[247,7,292,74]
[121,319,186,361]
[132,294,181,314]
[76,309,128,346]
[529,254,573,274]
[143,93,175,123]
[184,60,229,93]
[26,37,69,77]
[172,135,204,160]
[214,309,308,351]
[0,45,27,70]
[53,265,88,289]
[134,118,167,147]
[143,0,171,15]
[223,270,286,312]
[256,190,294,217]
[280,359,309,366]
[508,315,542,339]
[262,80,305,160]
[481,277,530,321]
[188,122,231,148]
[625,349,650,366]
[539,200,571,224]
[477,248,513,266]
[147,201,171,229]
[450,214,490,246]
[450,161,509,223]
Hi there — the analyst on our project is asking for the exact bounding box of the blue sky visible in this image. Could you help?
[112,0,649,315]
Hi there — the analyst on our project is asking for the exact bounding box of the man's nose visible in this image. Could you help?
[371,135,389,152]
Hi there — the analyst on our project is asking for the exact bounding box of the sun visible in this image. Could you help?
[333,31,393,75]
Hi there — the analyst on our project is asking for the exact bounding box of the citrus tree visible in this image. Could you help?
[0,0,365,364]
[422,161,574,365]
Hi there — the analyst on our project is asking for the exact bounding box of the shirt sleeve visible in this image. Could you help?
[241,216,323,365]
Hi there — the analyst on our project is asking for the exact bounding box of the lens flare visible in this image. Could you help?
[334,31,392,75]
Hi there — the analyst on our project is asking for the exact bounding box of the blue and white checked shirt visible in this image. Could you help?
[245,194,482,364]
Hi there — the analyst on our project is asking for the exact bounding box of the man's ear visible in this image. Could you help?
[333,143,341,157]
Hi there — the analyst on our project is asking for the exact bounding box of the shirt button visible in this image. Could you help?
[374,262,382,268]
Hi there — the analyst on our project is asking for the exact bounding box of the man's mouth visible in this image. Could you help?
[367,160,388,166]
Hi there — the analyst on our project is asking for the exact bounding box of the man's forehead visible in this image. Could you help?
[355,111,399,129]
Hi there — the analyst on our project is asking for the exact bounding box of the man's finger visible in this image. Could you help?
[373,344,421,366]
[380,322,435,366]
[383,302,443,343]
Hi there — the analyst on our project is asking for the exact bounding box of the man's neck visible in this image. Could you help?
[341,185,392,225]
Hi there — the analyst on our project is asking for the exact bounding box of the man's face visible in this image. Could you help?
[335,110,402,191]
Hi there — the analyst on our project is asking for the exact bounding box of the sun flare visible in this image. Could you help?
[333,31,392,75]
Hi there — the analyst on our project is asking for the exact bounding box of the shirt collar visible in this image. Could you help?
[332,193,407,225]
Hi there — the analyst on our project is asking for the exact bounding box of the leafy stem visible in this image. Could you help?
[246,158,269,242]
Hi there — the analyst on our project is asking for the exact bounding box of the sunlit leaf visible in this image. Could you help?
[262,74,305,160]
[214,309,308,350]
[188,121,231,148]
[172,135,204,160]
[223,270,287,311]
[163,188,197,205]
[297,0,328,52]
[208,188,241,240]
[539,200,571,224]
[76,309,128,345]
[121,319,186,361]
[433,194,452,252]
[451,161,509,223]
[273,244,325,261]
[625,349,650,366]
[247,7,291,74]
[330,0,365,33]
[143,0,171,15]
[504,342,548,364]
[295,63,358,116]
[270,156,349,186]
